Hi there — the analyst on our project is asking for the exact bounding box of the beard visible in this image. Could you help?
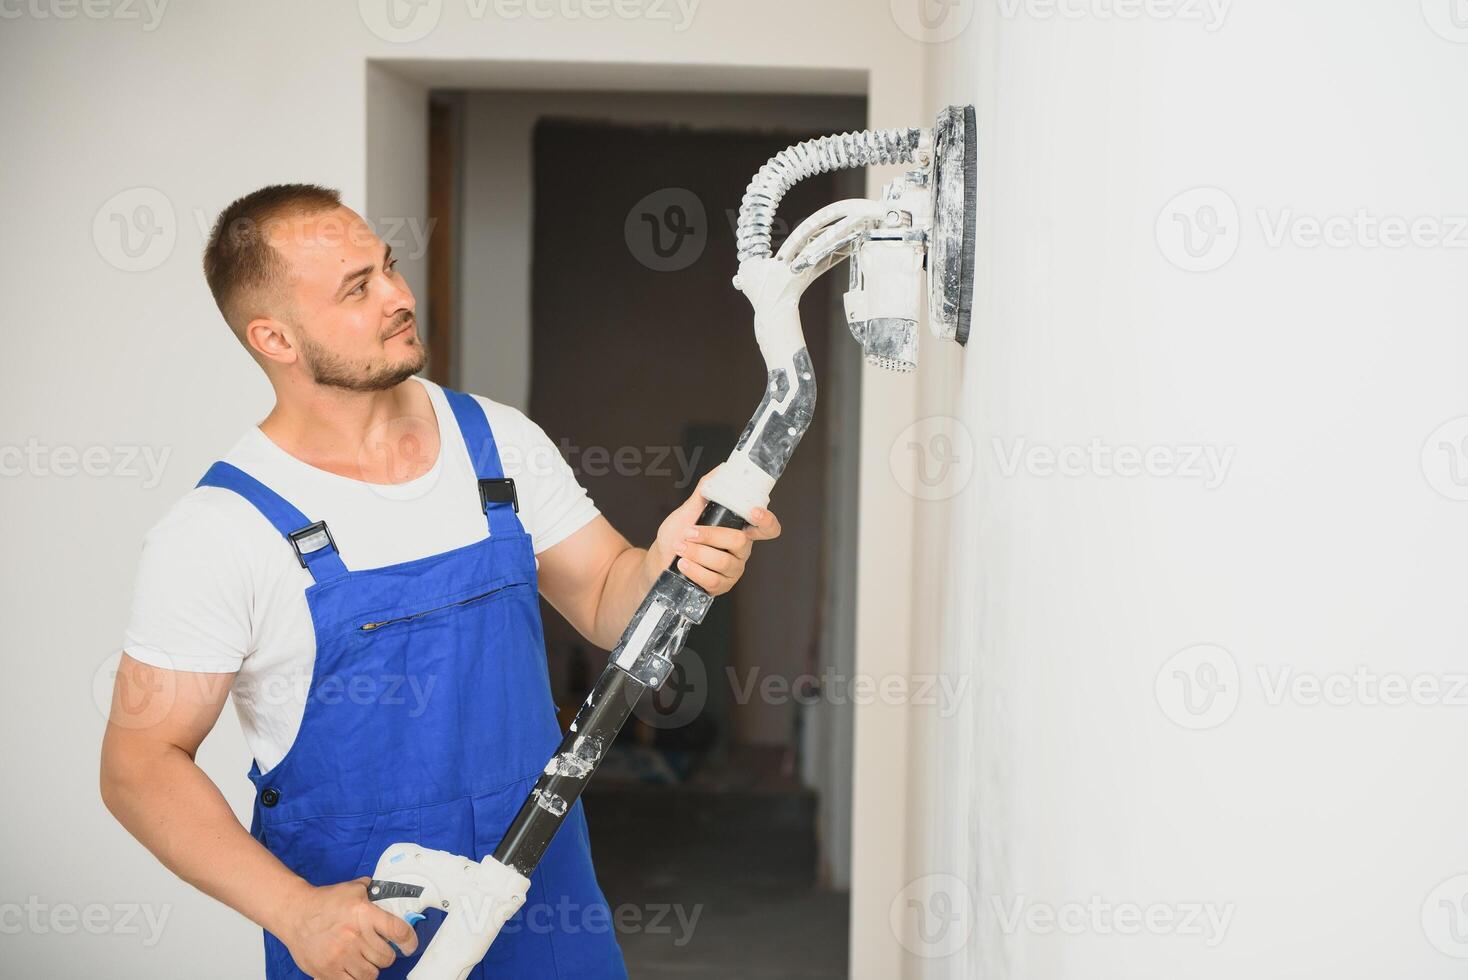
[298,316,427,392]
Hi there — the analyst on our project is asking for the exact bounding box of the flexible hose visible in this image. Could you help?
[735,127,923,261]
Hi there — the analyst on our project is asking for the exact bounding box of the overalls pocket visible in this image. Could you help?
[263,810,380,887]
[351,806,425,881]
[354,580,532,634]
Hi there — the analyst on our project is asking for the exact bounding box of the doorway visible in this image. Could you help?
[422,88,866,977]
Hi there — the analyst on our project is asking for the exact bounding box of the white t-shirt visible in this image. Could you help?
[124,378,599,772]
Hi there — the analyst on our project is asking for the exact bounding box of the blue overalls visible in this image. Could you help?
[197,389,628,979]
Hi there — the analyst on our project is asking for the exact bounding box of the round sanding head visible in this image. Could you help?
[928,104,977,346]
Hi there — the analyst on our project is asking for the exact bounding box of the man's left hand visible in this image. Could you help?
[653,473,782,596]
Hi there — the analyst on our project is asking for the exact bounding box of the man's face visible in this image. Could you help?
[269,206,424,391]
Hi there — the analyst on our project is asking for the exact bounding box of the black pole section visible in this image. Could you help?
[667,502,749,572]
[492,660,642,874]
[492,500,745,876]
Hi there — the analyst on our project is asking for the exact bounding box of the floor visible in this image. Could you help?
[584,771,849,979]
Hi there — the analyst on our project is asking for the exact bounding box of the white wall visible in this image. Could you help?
[0,5,925,977]
[804,170,867,891]
[365,63,431,347]
[907,1,1468,977]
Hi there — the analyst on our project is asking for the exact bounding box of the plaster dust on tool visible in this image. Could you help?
[364,104,979,980]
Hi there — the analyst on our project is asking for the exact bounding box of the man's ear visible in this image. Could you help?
[245,315,297,366]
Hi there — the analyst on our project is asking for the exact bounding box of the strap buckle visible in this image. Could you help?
[288,521,337,569]
[478,478,519,514]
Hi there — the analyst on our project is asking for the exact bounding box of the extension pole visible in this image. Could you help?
[493,502,748,875]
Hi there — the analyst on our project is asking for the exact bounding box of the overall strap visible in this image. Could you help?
[196,461,349,584]
[441,388,523,539]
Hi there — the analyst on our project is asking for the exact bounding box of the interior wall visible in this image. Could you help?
[365,63,430,346]
[913,3,1468,978]
[803,168,866,890]
[1,6,925,977]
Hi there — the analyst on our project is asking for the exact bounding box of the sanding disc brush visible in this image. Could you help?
[927,104,977,346]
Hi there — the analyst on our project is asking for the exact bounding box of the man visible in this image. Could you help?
[99,184,780,980]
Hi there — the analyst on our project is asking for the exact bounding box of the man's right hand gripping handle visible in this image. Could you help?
[278,877,420,980]
[365,843,532,980]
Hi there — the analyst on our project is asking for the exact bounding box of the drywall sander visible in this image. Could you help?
[369,104,978,978]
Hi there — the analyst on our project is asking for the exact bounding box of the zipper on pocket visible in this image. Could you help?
[359,583,521,632]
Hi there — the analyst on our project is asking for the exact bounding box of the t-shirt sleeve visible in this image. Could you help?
[483,398,600,554]
[123,489,254,674]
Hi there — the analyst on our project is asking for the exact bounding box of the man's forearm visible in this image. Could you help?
[587,541,667,649]
[100,733,312,940]
[544,484,773,651]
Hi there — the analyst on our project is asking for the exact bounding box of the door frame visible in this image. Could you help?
[365,58,924,979]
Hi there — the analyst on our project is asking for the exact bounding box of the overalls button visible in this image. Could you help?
[261,788,281,808]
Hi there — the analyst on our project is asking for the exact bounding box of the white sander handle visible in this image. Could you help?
[369,843,530,980]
